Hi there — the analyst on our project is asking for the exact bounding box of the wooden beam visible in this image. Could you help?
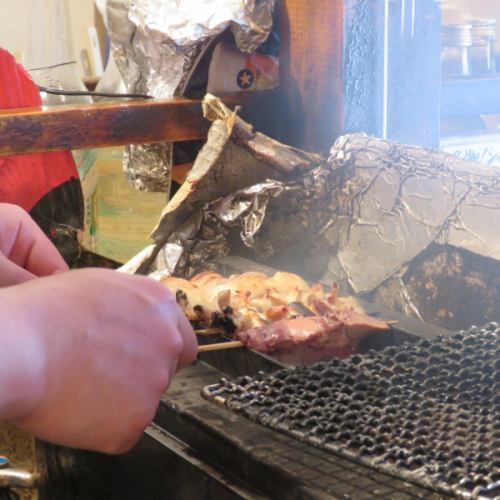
[0,92,274,156]
[279,0,344,153]
[0,97,207,156]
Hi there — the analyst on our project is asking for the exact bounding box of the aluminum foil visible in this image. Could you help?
[143,158,337,279]
[123,108,500,328]
[97,0,275,192]
[123,143,172,192]
[324,134,500,297]
[128,0,276,53]
[152,179,293,277]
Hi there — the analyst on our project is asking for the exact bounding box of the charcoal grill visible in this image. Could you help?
[34,257,498,499]
[202,324,500,498]
[147,258,474,499]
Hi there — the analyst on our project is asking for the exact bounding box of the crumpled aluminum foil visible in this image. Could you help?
[152,179,293,277]
[124,125,500,329]
[129,0,276,53]
[324,134,500,297]
[97,0,275,192]
[144,156,337,280]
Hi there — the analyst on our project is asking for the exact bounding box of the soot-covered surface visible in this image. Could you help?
[203,324,500,498]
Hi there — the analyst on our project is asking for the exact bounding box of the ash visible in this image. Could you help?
[209,324,500,498]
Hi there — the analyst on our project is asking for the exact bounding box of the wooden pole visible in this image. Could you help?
[279,0,344,154]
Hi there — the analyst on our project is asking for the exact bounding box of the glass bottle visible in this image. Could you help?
[469,19,496,76]
[25,0,91,105]
[441,24,473,78]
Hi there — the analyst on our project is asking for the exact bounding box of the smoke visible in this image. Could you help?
[441,0,471,24]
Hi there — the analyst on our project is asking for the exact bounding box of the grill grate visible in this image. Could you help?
[202,324,500,498]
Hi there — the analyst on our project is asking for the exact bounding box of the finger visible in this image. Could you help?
[0,253,36,287]
[174,306,198,370]
[8,217,69,276]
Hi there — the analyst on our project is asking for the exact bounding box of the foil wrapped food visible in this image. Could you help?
[97,0,276,192]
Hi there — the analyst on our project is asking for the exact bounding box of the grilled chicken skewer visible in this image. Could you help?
[162,271,354,330]
[162,271,390,357]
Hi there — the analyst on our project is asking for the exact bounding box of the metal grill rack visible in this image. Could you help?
[202,324,500,498]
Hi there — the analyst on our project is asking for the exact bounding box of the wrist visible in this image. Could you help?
[0,288,47,421]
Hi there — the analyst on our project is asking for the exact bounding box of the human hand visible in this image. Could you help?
[0,203,68,286]
[0,268,197,453]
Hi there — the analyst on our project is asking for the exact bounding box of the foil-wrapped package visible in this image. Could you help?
[97,0,276,192]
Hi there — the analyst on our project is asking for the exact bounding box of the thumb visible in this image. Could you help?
[0,253,36,287]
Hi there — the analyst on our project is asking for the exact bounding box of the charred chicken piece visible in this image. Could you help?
[237,311,389,356]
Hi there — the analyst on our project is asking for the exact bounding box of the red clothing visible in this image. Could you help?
[0,48,79,211]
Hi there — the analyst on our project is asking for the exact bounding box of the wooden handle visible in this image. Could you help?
[198,341,245,353]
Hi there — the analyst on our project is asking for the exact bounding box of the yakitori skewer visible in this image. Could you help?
[198,341,245,353]
[195,328,225,335]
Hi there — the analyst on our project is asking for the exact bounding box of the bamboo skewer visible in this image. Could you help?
[196,316,398,353]
[198,320,398,353]
[195,328,225,335]
[198,341,245,353]
[196,320,397,337]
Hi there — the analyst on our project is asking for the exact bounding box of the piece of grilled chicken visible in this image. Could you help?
[161,271,386,333]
